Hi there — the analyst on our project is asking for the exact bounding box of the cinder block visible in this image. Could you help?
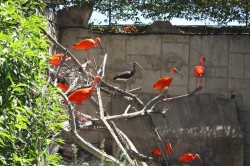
[127,55,152,69]
[230,36,250,53]
[190,36,229,66]
[205,78,228,94]
[162,35,190,43]
[228,79,250,111]
[204,66,216,77]
[132,69,161,93]
[229,53,244,78]
[126,35,161,55]
[189,76,206,93]
[106,35,126,66]
[170,65,188,87]
[168,86,188,96]
[245,67,250,79]
[216,66,228,78]
[162,43,189,64]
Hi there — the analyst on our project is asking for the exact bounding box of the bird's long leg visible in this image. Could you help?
[124,81,127,91]
[75,104,81,121]
[200,77,203,88]
[196,77,198,89]
[84,50,91,64]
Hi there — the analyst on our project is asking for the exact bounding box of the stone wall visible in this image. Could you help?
[53,7,250,166]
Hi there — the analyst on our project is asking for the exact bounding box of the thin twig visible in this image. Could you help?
[124,105,131,115]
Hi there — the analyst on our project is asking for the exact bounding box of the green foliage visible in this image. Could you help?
[48,0,249,25]
[72,144,78,165]
[0,0,67,165]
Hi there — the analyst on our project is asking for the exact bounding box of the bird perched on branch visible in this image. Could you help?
[153,67,182,91]
[66,76,101,104]
[63,76,101,105]
[194,55,211,88]
[56,83,69,92]
[49,53,71,67]
[72,38,103,64]
[113,62,143,81]
[113,62,143,90]
[178,153,202,165]
[151,142,173,158]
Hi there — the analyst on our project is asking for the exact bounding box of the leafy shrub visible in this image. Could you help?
[0,0,67,165]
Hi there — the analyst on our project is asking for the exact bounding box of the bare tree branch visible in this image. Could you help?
[58,91,122,165]
[111,121,150,166]
[96,87,135,165]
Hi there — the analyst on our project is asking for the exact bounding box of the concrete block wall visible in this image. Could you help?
[58,27,249,165]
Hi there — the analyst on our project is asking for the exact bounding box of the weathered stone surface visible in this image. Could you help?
[145,21,180,33]
[228,79,250,112]
[229,53,244,78]
[126,35,161,55]
[205,78,228,94]
[132,69,161,93]
[162,35,189,43]
[56,6,93,27]
[230,36,250,53]
[162,43,189,64]
[190,36,229,66]
[112,94,243,166]
[216,66,228,78]
[106,35,126,66]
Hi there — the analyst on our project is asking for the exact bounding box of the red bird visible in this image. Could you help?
[153,68,182,91]
[49,54,71,67]
[178,153,202,164]
[151,143,173,157]
[64,76,101,105]
[56,83,69,92]
[72,38,103,63]
[194,55,210,88]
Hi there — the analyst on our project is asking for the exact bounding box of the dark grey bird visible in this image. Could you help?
[113,62,143,90]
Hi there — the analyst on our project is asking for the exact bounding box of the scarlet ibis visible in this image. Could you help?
[49,54,71,67]
[113,62,143,81]
[72,38,103,63]
[56,83,69,92]
[153,68,182,91]
[178,153,202,164]
[151,143,173,157]
[63,76,101,105]
[194,55,211,88]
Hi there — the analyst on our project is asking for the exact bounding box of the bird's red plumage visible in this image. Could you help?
[151,143,172,156]
[63,76,101,105]
[49,54,69,66]
[178,153,199,163]
[67,88,93,105]
[72,38,99,51]
[194,66,204,77]
[153,77,173,91]
[56,83,69,92]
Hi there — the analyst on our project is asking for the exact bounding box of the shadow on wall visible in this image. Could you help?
[112,93,243,166]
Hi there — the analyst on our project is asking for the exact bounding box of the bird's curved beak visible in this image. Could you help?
[176,70,183,77]
[136,63,143,70]
[99,42,103,54]
[198,156,203,165]
[204,58,213,66]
